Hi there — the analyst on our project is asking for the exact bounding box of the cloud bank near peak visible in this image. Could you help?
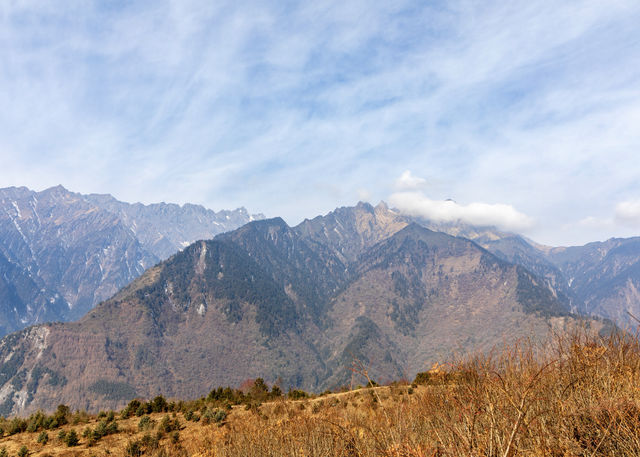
[389,189,534,232]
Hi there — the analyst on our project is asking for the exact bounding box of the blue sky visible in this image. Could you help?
[1,0,640,246]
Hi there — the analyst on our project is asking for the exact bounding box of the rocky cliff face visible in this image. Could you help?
[295,201,410,263]
[0,205,598,415]
[0,186,262,335]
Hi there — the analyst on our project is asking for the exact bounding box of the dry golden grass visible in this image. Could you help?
[3,328,640,456]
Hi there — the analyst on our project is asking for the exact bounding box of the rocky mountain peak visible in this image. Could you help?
[295,201,410,263]
[355,201,375,212]
[375,200,389,211]
[0,186,263,336]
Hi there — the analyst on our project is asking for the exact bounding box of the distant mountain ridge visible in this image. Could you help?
[83,192,261,259]
[546,238,640,327]
[418,219,640,330]
[0,202,604,415]
[0,185,263,336]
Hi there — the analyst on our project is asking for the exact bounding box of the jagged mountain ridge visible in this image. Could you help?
[546,238,640,326]
[428,219,640,329]
[0,185,263,336]
[0,204,599,415]
[84,192,261,259]
[412,217,573,306]
[403,211,640,330]
[295,201,410,263]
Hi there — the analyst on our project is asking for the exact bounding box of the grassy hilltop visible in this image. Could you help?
[1,328,640,456]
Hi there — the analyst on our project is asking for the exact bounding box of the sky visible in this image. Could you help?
[1,1,640,246]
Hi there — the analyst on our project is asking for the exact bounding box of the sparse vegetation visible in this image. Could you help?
[2,329,640,456]
[193,329,640,457]
[287,389,309,400]
[36,430,48,444]
[202,408,227,424]
[159,414,179,433]
[125,439,143,457]
[64,429,78,447]
[138,415,153,431]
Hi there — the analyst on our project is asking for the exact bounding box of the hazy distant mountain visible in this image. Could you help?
[0,203,599,415]
[0,250,67,337]
[84,193,261,259]
[546,238,640,327]
[413,215,640,329]
[0,185,263,336]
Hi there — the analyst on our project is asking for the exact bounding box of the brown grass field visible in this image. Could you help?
[2,328,640,456]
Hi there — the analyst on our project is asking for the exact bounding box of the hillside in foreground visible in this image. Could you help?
[1,328,639,456]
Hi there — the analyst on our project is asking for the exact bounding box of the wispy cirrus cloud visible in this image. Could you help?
[0,1,639,245]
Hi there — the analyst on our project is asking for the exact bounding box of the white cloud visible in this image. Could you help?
[577,216,614,229]
[395,170,428,190]
[556,200,640,245]
[615,200,640,226]
[389,191,533,232]
[576,199,640,231]
[0,0,639,245]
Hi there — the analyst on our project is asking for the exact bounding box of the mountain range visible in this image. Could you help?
[0,201,611,415]
[425,221,640,330]
[0,185,263,337]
